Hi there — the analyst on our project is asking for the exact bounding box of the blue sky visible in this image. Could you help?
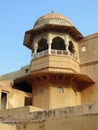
[0,0,98,74]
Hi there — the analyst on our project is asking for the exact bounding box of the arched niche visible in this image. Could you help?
[51,37,66,50]
[68,41,75,54]
[37,38,48,52]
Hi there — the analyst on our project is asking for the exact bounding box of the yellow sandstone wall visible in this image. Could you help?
[30,55,80,73]
[16,114,98,130]
[79,33,98,104]
[0,104,98,130]
[32,80,81,109]
[0,80,32,109]
[33,80,49,109]
[15,104,98,130]
[49,83,81,108]
[0,123,16,130]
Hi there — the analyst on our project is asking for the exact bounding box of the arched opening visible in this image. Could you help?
[37,38,48,52]
[51,37,66,50]
[68,41,75,54]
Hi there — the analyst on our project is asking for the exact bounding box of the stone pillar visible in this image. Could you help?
[47,33,52,54]
[48,44,51,54]
[65,34,69,54]
[66,44,69,52]
[31,41,34,56]
[34,43,38,54]
[34,48,37,54]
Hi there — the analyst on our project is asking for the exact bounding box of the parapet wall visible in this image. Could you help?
[17,113,98,130]
[0,104,98,130]
[17,104,98,130]
[28,103,98,121]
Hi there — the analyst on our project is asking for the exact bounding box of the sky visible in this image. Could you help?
[0,0,98,74]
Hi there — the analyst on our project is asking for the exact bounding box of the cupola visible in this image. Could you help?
[23,11,83,50]
[34,11,73,28]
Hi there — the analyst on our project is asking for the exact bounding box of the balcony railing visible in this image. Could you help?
[32,49,78,60]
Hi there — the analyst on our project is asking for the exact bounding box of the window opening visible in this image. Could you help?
[1,91,8,109]
[25,68,29,73]
[68,41,75,53]
[81,46,86,52]
[39,88,44,94]
[25,97,32,106]
[51,37,66,50]
[38,38,48,52]
[57,87,64,93]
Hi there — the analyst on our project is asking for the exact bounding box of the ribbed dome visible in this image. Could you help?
[34,11,73,28]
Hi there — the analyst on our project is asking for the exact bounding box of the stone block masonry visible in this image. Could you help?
[0,104,98,130]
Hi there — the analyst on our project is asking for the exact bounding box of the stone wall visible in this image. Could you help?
[0,123,16,130]
[79,33,98,104]
[30,54,79,73]
[0,80,32,109]
[16,113,98,130]
[15,104,98,130]
[0,104,98,130]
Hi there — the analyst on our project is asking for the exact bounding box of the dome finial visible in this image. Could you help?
[51,9,55,14]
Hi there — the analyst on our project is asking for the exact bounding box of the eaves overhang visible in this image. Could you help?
[14,72,94,91]
[23,24,84,50]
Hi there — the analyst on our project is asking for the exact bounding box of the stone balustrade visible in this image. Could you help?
[32,49,78,60]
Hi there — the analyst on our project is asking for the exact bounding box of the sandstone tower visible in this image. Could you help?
[14,11,94,109]
[0,11,98,130]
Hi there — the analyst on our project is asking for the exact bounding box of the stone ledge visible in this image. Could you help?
[0,104,98,123]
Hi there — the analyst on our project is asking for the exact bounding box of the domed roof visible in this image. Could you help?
[34,11,73,28]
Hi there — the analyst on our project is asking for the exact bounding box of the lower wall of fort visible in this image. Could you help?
[0,123,16,130]
[16,113,98,130]
[0,104,98,130]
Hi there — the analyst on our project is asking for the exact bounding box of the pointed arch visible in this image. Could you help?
[37,38,48,52]
[68,41,75,53]
[51,37,66,50]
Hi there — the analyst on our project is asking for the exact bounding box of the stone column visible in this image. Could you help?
[65,34,69,55]
[31,41,34,59]
[34,48,37,54]
[34,43,38,54]
[47,33,52,54]
[48,44,51,54]
[66,44,69,52]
